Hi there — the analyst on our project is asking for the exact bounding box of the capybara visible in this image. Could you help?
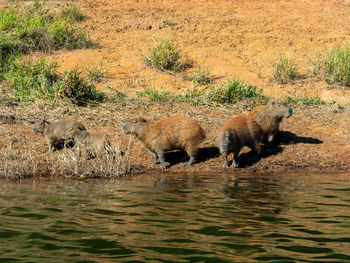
[248,101,292,145]
[121,115,206,169]
[62,125,112,158]
[32,119,86,153]
[217,115,264,168]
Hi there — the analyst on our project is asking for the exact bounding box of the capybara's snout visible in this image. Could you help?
[32,126,38,133]
[286,106,293,118]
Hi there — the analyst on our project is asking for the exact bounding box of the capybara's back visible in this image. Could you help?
[156,116,206,151]
[248,102,292,144]
[217,115,263,168]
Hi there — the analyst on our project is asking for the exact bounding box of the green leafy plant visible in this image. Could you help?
[273,54,299,84]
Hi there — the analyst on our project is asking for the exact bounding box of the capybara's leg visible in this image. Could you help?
[157,150,167,169]
[185,156,196,167]
[222,152,229,168]
[184,143,197,166]
[148,150,158,165]
[232,149,240,168]
[248,143,261,163]
[267,133,274,144]
[48,140,54,153]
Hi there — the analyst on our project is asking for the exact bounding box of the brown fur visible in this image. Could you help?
[217,115,264,168]
[248,101,292,144]
[32,119,86,153]
[122,115,206,169]
[62,125,112,158]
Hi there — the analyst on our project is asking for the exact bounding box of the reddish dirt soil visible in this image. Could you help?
[1,0,350,177]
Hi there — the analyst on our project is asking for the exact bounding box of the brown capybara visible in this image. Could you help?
[217,115,264,168]
[62,125,112,158]
[248,101,292,145]
[121,115,206,169]
[32,119,86,153]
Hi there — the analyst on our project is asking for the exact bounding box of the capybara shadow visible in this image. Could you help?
[164,146,220,167]
[275,131,323,145]
[230,144,283,168]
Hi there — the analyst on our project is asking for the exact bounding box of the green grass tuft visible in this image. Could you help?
[273,54,299,84]
[137,88,171,102]
[187,66,212,85]
[311,45,350,86]
[4,57,105,104]
[281,95,328,105]
[206,78,264,103]
[0,1,93,68]
[144,39,189,72]
[59,5,86,23]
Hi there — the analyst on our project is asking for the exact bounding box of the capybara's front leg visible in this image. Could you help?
[184,156,196,167]
[222,153,229,168]
[149,150,158,165]
[157,150,167,169]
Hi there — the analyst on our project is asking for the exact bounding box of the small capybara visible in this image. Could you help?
[248,101,292,145]
[32,119,86,153]
[62,125,112,158]
[121,115,206,169]
[217,115,264,168]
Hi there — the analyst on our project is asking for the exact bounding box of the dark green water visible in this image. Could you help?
[1,174,350,263]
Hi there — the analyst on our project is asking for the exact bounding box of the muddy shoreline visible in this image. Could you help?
[1,99,349,179]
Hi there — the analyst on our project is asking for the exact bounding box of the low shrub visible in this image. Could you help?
[273,54,299,84]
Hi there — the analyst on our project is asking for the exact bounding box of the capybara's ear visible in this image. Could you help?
[140,117,147,122]
[78,125,84,130]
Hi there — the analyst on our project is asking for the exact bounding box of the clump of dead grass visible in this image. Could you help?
[46,144,131,178]
[0,127,42,178]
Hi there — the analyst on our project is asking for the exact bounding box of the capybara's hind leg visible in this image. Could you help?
[184,143,198,166]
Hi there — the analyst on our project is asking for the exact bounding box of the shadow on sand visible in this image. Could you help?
[219,130,323,168]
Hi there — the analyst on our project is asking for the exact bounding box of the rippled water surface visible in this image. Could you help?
[1,174,350,262]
